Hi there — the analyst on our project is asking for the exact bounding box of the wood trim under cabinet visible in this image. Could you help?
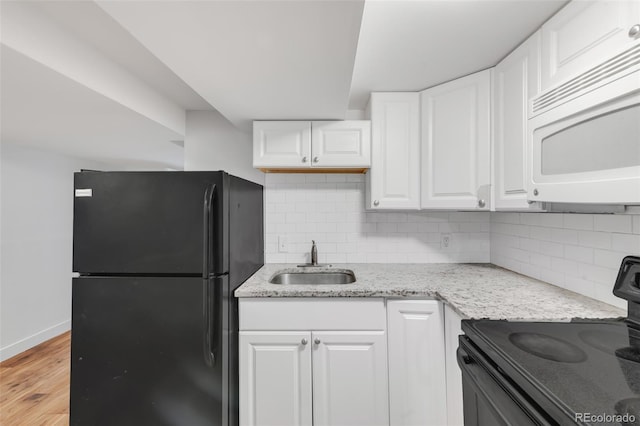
[258,167,368,174]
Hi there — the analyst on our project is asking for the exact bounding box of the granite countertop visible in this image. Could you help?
[235,263,625,321]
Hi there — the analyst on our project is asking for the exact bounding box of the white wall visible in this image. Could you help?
[491,212,640,309]
[0,143,109,361]
[184,110,264,185]
[264,173,490,264]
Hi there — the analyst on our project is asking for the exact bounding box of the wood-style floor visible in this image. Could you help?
[0,332,70,425]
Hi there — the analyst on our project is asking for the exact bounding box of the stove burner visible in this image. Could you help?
[509,332,587,363]
[615,398,640,425]
[616,347,640,393]
[617,347,640,363]
[579,329,628,356]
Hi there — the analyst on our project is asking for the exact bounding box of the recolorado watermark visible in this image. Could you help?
[574,412,636,423]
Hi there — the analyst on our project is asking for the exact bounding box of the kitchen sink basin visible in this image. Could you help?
[269,269,356,285]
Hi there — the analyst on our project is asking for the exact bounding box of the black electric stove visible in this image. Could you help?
[459,256,640,426]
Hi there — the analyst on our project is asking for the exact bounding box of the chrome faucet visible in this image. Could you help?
[311,240,318,266]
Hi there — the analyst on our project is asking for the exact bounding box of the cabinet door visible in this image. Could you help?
[540,0,640,92]
[367,93,421,210]
[387,300,447,426]
[311,121,371,168]
[312,331,389,426]
[239,331,312,426]
[421,70,491,210]
[253,121,311,168]
[493,32,542,211]
[444,305,465,426]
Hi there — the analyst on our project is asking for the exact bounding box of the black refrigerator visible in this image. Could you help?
[70,171,263,426]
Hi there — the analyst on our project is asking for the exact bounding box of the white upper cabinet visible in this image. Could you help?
[311,121,371,167]
[420,70,491,210]
[493,32,542,211]
[253,121,311,168]
[540,0,640,92]
[366,92,421,210]
[253,121,370,170]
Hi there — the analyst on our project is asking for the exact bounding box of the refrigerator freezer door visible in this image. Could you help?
[73,171,227,275]
[70,276,229,426]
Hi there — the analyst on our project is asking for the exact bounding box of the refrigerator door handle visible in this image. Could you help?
[203,280,219,367]
[202,183,216,278]
[203,184,218,367]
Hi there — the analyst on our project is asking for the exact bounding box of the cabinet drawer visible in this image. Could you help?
[239,298,386,331]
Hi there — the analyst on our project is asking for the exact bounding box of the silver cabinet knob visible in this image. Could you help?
[313,156,319,163]
[314,338,321,345]
[301,338,308,345]
[373,200,380,206]
[478,199,486,208]
[629,24,640,39]
[533,188,539,196]
[302,156,308,163]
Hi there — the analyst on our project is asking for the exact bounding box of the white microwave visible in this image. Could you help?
[528,44,640,205]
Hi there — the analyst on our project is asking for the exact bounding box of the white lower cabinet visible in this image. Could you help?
[239,332,313,426]
[239,298,461,426]
[312,331,389,426]
[444,305,465,426]
[387,300,447,426]
[239,299,389,426]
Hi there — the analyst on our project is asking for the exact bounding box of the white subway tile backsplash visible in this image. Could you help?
[265,174,489,264]
[611,234,640,253]
[521,212,564,228]
[562,214,594,231]
[593,249,628,270]
[538,241,564,258]
[594,215,633,234]
[549,228,579,245]
[530,226,552,241]
[577,230,612,249]
[491,212,638,310]
[633,216,640,234]
[564,245,594,263]
[265,175,636,309]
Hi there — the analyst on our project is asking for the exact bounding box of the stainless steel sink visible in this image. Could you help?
[269,269,356,285]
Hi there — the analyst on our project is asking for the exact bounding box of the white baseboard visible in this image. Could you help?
[0,320,71,362]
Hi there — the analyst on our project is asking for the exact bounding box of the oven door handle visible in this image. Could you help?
[457,340,554,425]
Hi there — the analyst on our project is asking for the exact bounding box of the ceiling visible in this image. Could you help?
[96,0,365,128]
[349,0,568,110]
[1,46,185,170]
[1,0,568,167]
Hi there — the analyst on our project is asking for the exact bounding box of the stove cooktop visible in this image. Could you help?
[464,319,640,425]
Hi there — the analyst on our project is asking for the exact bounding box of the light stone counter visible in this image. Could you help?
[235,263,625,320]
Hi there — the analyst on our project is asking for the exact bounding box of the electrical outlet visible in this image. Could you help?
[278,235,288,253]
[441,233,451,249]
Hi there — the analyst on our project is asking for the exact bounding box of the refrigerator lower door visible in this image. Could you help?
[70,276,228,426]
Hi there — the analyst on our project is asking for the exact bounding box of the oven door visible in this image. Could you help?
[457,336,554,426]
[528,69,640,205]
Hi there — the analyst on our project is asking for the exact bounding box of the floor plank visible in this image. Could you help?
[0,332,70,425]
